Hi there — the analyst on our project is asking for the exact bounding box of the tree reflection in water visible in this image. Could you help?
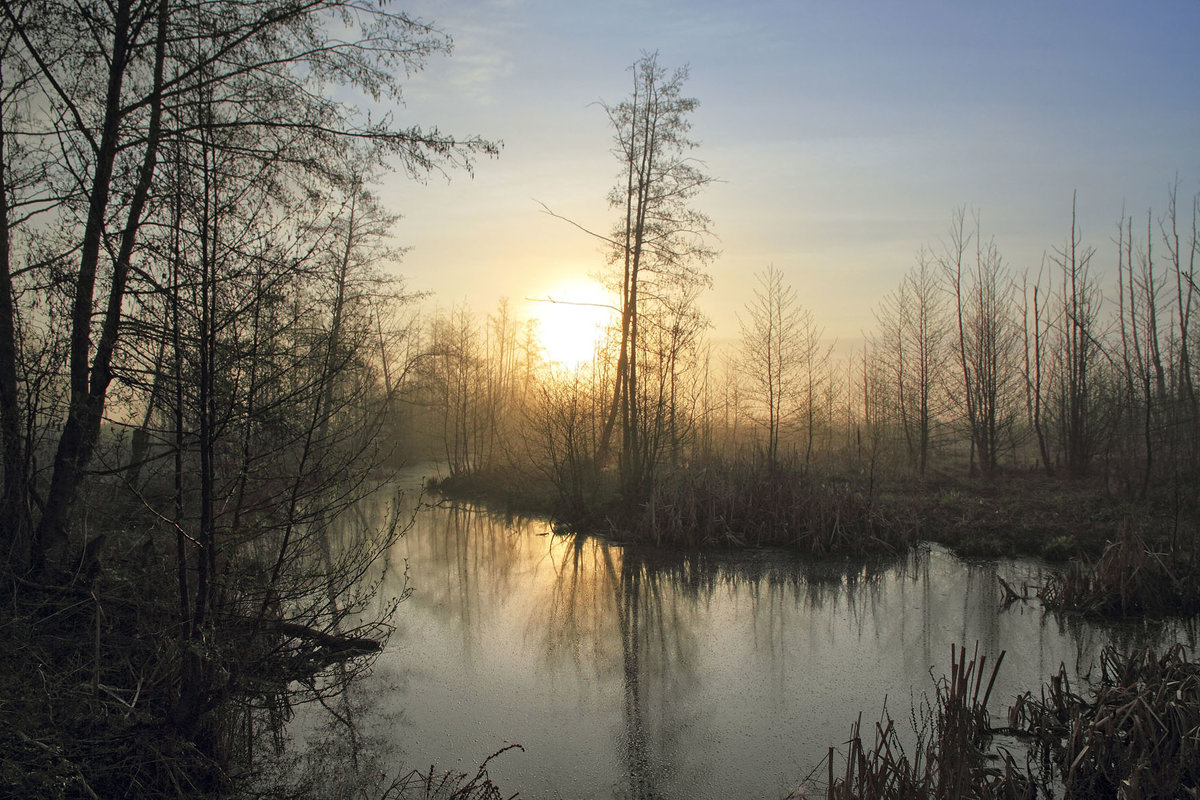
[324,496,1198,800]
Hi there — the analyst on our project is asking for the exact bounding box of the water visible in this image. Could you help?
[325,483,1196,799]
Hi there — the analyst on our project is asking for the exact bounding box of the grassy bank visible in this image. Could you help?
[431,459,910,555]
[430,458,1200,624]
[429,460,1164,563]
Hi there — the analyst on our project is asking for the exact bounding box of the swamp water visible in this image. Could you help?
[317,484,1197,799]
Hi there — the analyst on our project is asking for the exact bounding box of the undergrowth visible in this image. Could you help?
[1039,524,1200,617]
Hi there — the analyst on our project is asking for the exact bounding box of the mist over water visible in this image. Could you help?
[326,485,1196,800]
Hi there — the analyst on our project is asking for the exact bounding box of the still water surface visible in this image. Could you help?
[336,484,1195,799]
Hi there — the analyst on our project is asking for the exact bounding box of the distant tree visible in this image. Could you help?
[1020,262,1054,474]
[739,266,805,469]
[422,299,526,475]
[874,251,946,475]
[634,274,709,477]
[941,209,1021,475]
[1048,195,1104,476]
[1113,186,1200,501]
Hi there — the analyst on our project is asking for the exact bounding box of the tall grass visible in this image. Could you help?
[797,644,1032,800]
[1009,644,1200,798]
[1039,523,1200,617]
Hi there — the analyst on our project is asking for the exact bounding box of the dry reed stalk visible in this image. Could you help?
[1009,644,1200,798]
[1040,522,1200,617]
[797,644,1031,800]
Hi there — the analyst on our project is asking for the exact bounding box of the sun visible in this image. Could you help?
[529,281,615,368]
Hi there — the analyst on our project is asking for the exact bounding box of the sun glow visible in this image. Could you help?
[529,280,615,368]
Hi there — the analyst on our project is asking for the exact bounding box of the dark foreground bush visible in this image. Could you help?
[803,643,1200,800]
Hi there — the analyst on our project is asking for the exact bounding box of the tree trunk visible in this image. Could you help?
[36,0,167,568]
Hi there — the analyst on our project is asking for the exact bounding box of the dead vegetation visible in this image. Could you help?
[797,644,1031,800]
[1010,644,1200,798]
[1039,524,1200,617]
[800,642,1200,800]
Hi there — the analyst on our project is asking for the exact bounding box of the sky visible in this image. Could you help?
[377,0,1200,352]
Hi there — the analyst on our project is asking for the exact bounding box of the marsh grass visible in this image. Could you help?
[605,458,911,554]
[798,644,1032,800]
[386,745,523,800]
[1039,524,1200,617]
[1009,644,1200,798]
[808,642,1200,800]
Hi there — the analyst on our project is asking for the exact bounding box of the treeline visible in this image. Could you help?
[864,196,1199,491]
[420,54,1200,551]
[420,54,1198,552]
[0,1,493,796]
[425,190,1200,547]
[426,185,1199,528]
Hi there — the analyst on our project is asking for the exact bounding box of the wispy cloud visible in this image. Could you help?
[404,0,523,105]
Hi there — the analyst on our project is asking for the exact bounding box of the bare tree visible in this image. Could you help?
[1113,186,1200,501]
[1020,261,1054,474]
[941,209,1021,474]
[0,0,496,572]
[1048,194,1105,476]
[634,274,709,478]
[596,52,716,493]
[738,266,804,468]
[874,251,946,475]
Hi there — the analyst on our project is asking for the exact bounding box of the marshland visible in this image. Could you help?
[2,1,1199,798]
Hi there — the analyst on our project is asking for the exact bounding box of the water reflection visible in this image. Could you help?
[351,496,1197,800]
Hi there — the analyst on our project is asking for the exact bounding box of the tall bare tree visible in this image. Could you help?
[874,251,946,475]
[941,209,1021,474]
[596,52,716,493]
[1049,195,1104,476]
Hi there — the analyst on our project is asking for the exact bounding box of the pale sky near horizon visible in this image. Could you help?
[377,0,1200,354]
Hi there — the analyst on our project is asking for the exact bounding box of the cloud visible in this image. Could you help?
[403,0,523,105]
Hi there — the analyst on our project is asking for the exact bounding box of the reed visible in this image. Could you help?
[1009,644,1200,798]
[799,644,1032,800]
[1039,523,1200,617]
[386,744,522,799]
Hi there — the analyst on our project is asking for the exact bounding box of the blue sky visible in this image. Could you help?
[380,0,1200,345]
